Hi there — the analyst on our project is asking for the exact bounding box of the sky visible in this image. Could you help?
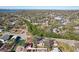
[0,6,79,10]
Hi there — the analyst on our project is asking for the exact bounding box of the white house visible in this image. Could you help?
[74,26,79,34]
[0,29,2,32]
[74,26,79,30]
[54,16,62,21]
[61,19,70,25]
[53,28,60,33]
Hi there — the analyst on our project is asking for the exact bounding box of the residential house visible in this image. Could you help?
[1,34,10,41]
[61,19,70,25]
[54,16,62,21]
[24,42,33,52]
[16,46,24,52]
[24,43,33,48]
[52,28,60,34]
[74,26,79,34]
[0,34,13,43]
[36,37,45,48]
[0,29,3,32]
[49,40,54,49]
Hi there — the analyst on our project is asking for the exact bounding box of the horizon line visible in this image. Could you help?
[0,6,79,10]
